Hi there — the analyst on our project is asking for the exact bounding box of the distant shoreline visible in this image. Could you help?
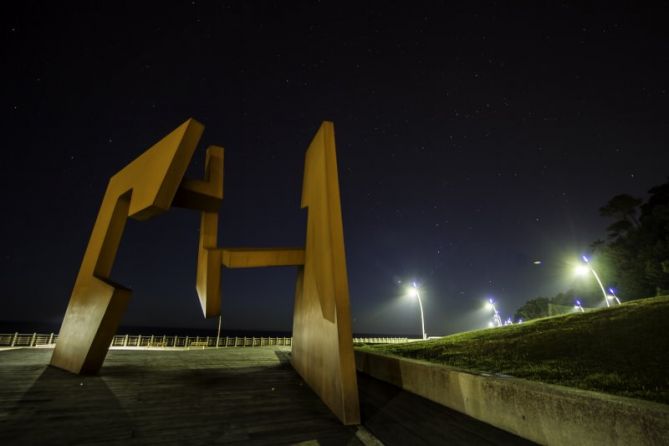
[0,321,415,339]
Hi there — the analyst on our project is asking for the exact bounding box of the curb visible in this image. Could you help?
[355,349,669,446]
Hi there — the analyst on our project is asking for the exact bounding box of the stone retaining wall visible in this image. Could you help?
[355,349,669,446]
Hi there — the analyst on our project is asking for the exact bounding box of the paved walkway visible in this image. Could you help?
[0,348,534,445]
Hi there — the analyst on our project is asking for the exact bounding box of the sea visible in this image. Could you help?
[0,320,411,339]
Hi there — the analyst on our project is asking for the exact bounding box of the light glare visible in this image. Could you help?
[574,265,589,276]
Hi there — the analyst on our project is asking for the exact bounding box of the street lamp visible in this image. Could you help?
[576,256,610,307]
[574,299,585,313]
[216,314,222,348]
[409,282,427,340]
[486,298,503,327]
[608,288,622,305]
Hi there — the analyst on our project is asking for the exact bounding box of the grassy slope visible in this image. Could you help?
[360,296,669,404]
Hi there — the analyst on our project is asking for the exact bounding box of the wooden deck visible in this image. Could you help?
[0,348,534,445]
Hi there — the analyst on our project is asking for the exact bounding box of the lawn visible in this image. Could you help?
[358,296,669,404]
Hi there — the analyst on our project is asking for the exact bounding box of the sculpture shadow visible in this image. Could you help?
[2,349,361,445]
[0,365,136,445]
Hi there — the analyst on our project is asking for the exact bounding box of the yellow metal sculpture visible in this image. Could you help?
[292,122,359,424]
[51,119,360,425]
[51,119,208,374]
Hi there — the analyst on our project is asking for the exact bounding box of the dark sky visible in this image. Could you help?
[2,1,668,336]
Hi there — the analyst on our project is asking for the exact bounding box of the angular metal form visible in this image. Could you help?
[51,119,207,373]
[292,122,360,425]
[174,145,225,318]
[51,119,359,425]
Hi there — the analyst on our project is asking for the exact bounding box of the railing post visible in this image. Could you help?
[205,336,209,348]
[150,335,154,347]
[48,333,54,345]
[185,336,190,348]
[162,335,166,347]
[11,332,18,347]
[30,332,37,347]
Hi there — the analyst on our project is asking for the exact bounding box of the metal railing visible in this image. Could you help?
[352,337,410,344]
[0,333,412,349]
[110,334,293,348]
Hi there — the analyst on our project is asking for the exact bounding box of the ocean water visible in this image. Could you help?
[0,320,411,339]
[0,321,290,338]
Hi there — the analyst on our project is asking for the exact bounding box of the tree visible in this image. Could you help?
[599,194,642,232]
[514,297,549,321]
[594,179,669,299]
[514,289,601,321]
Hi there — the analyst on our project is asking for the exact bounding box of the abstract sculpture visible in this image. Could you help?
[51,119,360,425]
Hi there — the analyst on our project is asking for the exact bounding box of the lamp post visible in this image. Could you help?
[577,256,610,307]
[608,288,622,305]
[409,282,427,340]
[216,314,222,348]
[486,298,503,327]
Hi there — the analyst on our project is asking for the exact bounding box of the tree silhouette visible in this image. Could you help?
[595,179,669,298]
[599,194,642,239]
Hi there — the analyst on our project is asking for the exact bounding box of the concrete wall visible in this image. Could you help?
[355,350,669,446]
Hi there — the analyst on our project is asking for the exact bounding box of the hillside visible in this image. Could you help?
[359,296,669,404]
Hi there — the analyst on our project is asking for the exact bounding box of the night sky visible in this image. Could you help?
[2,1,668,336]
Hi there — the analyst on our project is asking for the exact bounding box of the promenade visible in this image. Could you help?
[0,347,533,445]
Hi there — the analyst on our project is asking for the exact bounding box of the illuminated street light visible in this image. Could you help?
[575,256,610,307]
[574,264,590,276]
[486,298,503,327]
[608,288,622,305]
[408,282,427,340]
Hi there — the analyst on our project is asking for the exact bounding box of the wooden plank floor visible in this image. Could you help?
[0,348,534,445]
